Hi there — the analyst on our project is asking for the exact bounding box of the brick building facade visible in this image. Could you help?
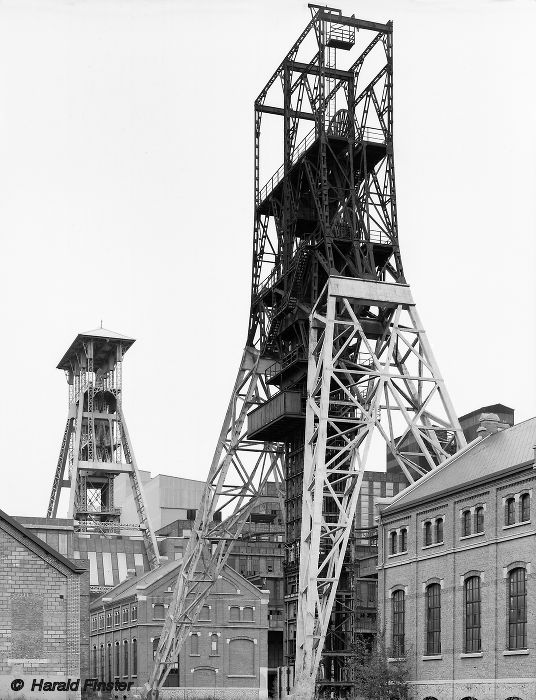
[377,415,536,700]
[90,560,269,699]
[0,510,89,700]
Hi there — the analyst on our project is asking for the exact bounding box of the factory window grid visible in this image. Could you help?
[425,583,441,655]
[508,567,527,650]
[464,576,481,653]
[391,589,405,657]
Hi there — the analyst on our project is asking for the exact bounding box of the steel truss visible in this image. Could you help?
[147,347,285,693]
[145,5,466,698]
[292,276,464,698]
[47,331,160,571]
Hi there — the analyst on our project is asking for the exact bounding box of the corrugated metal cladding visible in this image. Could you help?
[74,535,150,587]
[387,417,536,511]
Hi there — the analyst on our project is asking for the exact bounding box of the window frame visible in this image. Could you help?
[520,493,530,523]
[400,528,407,553]
[505,497,516,526]
[475,507,484,534]
[425,583,441,655]
[390,530,398,555]
[391,590,405,657]
[435,518,443,544]
[464,576,481,653]
[508,567,527,650]
[462,510,471,537]
[424,521,432,547]
[123,639,129,677]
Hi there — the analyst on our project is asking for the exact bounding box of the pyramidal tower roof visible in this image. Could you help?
[57,327,136,370]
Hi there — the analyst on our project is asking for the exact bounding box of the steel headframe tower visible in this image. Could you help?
[147,6,466,698]
[47,327,160,571]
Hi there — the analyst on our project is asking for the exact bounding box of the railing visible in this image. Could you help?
[265,346,307,382]
[257,124,386,204]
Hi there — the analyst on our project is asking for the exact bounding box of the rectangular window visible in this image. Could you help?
[505,498,516,526]
[122,607,129,624]
[114,608,120,626]
[521,493,530,522]
[91,616,98,632]
[131,604,138,622]
[106,611,112,629]
[98,613,105,630]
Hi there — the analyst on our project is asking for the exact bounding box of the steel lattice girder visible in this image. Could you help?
[147,347,285,694]
[291,277,465,697]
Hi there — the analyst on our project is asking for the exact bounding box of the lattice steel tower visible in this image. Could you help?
[47,327,160,571]
[146,6,466,698]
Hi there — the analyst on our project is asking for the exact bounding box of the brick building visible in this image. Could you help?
[0,510,89,699]
[377,414,536,700]
[89,560,270,699]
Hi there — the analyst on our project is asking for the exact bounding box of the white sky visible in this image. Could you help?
[1,0,534,517]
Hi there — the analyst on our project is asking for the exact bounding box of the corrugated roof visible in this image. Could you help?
[384,417,536,513]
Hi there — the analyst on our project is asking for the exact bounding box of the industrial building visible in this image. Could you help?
[89,562,270,699]
[0,510,89,700]
[378,413,536,700]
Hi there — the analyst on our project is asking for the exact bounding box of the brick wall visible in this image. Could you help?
[0,519,82,700]
[378,468,536,700]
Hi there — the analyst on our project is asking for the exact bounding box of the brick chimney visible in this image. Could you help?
[476,412,509,438]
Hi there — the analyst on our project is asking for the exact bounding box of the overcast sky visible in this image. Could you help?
[1,0,534,517]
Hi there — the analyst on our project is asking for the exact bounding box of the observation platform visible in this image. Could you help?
[247,390,305,441]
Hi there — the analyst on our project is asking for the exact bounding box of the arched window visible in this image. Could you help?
[243,606,254,622]
[190,633,199,655]
[391,590,405,657]
[91,646,97,676]
[99,645,105,681]
[464,576,481,652]
[132,639,137,676]
[475,507,484,533]
[424,521,432,546]
[400,528,407,552]
[230,606,240,622]
[123,640,129,677]
[390,531,398,555]
[462,510,471,537]
[425,583,441,655]
[435,518,443,544]
[210,633,219,655]
[505,497,516,526]
[508,568,527,650]
[107,643,112,682]
[200,605,210,620]
[460,697,478,700]
[521,493,530,522]
[423,697,439,700]
[229,638,254,675]
[505,697,523,700]
[153,637,160,660]
[114,641,120,677]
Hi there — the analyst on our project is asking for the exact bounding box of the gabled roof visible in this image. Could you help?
[90,559,267,610]
[80,327,135,341]
[383,417,536,515]
[1,509,85,574]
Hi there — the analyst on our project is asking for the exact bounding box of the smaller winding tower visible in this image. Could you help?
[47,327,160,570]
